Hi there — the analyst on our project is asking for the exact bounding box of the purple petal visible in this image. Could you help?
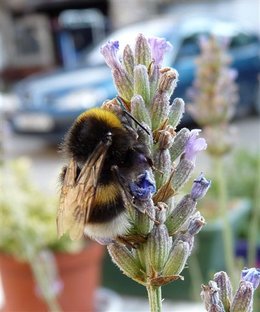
[184,129,207,163]
[191,173,211,200]
[100,40,121,70]
[130,170,156,201]
[241,267,260,290]
[148,37,172,66]
[228,68,238,81]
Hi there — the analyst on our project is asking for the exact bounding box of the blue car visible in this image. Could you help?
[10,16,260,141]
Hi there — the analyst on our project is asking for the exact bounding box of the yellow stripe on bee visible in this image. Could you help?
[77,108,122,129]
[94,183,120,205]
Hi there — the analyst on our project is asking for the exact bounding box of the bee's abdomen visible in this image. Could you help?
[88,183,125,223]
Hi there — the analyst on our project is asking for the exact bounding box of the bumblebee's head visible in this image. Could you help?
[63,108,132,164]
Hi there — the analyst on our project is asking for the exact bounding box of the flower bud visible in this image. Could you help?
[168,98,185,130]
[201,281,224,312]
[166,195,196,235]
[172,158,195,191]
[157,127,175,150]
[214,271,232,311]
[108,243,145,284]
[158,68,178,95]
[135,34,152,67]
[156,202,168,224]
[137,122,153,150]
[149,63,160,101]
[151,91,170,130]
[146,222,171,273]
[134,64,150,105]
[179,232,195,253]
[241,267,260,290]
[191,173,211,201]
[153,148,171,189]
[163,241,190,276]
[133,208,155,236]
[134,244,147,271]
[131,95,151,128]
[112,68,133,103]
[230,281,254,312]
[123,44,134,77]
[187,212,206,236]
[101,98,122,115]
[170,128,190,161]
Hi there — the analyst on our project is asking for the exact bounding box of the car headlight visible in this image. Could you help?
[55,89,108,110]
[0,93,20,114]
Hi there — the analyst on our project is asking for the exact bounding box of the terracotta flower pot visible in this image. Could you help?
[0,242,104,312]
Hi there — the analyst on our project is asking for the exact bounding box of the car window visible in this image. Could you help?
[175,33,207,63]
[83,17,175,66]
[229,32,259,49]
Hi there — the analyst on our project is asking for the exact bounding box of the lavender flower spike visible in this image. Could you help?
[148,37,172,66]
[241,267,260,290]
[184,129,207,164]
[191,173,211,201]
[130,170,156,201]
[100,40,121,70]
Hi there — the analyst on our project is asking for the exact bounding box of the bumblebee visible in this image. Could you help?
[57,107,152,241]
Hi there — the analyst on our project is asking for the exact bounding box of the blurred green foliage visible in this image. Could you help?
[225,149,259,199]
[200,149,260,236]
[0,158,84,260]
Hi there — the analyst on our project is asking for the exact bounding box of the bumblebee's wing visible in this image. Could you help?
[57,158,77,238]
[57,140,110,240]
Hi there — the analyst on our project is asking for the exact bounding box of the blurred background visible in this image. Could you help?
[0,0,259,311]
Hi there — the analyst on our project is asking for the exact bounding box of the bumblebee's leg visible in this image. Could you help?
[111,165,135,203]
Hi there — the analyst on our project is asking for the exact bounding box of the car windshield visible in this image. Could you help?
[84,16,176,66]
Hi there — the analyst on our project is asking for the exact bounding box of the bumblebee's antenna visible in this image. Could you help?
[116,97,150,135]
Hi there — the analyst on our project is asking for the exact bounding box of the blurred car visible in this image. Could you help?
[9,16,260,141]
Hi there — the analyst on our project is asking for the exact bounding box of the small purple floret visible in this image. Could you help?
[130,170,156,201]
[185,129,207,163]
[100,40,121,70]
[241,267,260,290]
[148,37,172,66]
[191,173,211,201]
[188,216,205,235]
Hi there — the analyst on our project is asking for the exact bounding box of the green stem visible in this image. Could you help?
[248,154,260,267]
[13,220,62,311]
[215,157,236,284]
[29,258,62,312]
[146,285,162,312]
[189,254,203,302]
